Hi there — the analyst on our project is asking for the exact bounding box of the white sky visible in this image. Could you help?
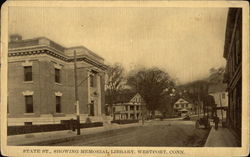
[9,7,228,84]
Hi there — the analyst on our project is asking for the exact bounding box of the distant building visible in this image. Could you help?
[173,98,194,115]
[223,8,242,140]
[208,83,228,121]
[7,35,107,126]
[109,93,146,120]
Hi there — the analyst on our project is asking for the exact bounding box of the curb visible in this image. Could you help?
[15,124,141,146]
[204,126,214,147]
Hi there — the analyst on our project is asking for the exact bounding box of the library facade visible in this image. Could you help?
[7,34,107,126]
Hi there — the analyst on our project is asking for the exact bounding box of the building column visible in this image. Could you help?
[97,75,102,116]
[127,105,130,119]
[87,71,91,115]
[134,105,136,119]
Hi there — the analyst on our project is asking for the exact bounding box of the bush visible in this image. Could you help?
[111,119,139,124]
[85,117,92,124]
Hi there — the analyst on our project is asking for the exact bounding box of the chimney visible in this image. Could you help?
[9,34,22,42]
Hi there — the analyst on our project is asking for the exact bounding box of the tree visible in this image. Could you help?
[105,63,125,115]
[175,66,225,117]
[178,80,209,114]
[127,67,175,117]
[208,66,225,84]
[203,94,216,117]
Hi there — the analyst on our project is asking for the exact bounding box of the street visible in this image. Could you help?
[49,120,210,147]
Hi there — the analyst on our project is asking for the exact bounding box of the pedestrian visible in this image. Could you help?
[214,116,219,130]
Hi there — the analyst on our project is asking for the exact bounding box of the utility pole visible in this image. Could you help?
[220,94,224,121]
[74,51,80,135]
[197,92,200,119]
[141,104,144,125]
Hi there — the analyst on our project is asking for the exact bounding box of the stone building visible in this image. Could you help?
[223,8,242,141]
[7,34,107,126]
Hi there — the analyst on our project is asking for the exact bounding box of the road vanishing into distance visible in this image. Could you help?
[50,120,210,147]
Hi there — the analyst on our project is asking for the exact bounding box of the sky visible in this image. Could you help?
[9,6,228,84]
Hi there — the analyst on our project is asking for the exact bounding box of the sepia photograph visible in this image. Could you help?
[1,1,249,157]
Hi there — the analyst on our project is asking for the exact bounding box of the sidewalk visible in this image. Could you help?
[7,122,145,146]
[205,124,240,147]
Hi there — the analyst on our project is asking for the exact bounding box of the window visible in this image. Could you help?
[89,101,95,116]
[24,66,32,81]
[181,104,184,108]
[25,95,33,113]
[90,75,94,87]
[136,106,139,110]
[186,104,188,107]
[55,68,61,83]
[130,114,134,119]
[24,122,33,126]
[56,96,61,113]
[130,106,134,110]
[222,93,225,99]
[176,104,179,108]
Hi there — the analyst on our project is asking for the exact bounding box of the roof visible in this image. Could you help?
[174,97,194,105]
[105,92,137,104]
[115,92,136,103]
[8,36,106,67]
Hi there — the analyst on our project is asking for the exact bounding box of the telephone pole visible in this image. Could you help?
[74,51,81,135]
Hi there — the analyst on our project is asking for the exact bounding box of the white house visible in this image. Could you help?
[173,98,194,115]
[208,83,228,120]
[112,93,146,120]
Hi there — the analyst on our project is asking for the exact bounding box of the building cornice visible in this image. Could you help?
[8,47,108,70]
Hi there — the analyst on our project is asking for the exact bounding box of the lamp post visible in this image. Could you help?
[170,88,176,114]
[141,102,146,125]
[74,51,81,135]
[73,55,104,135]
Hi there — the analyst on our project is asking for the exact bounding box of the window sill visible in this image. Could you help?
[24,113,35,115]
[53,113,65,117]
[23,81,34,84]
[55,82,62,86]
